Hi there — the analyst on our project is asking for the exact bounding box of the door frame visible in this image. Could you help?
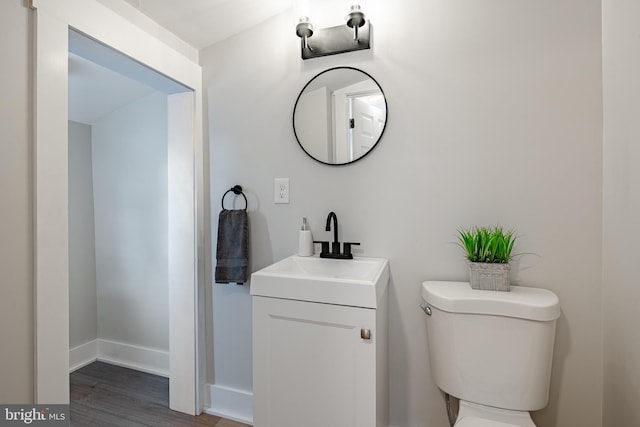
[30,0,205,414]
[347,91,384,161]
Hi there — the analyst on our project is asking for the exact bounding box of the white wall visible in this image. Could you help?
[68,120,98,349]
[602,0,640,425]
[201,0,603,426]
[92,91,169,352]
[0,0,34,404]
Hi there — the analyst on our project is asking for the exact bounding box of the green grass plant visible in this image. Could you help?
[457,226,516,264]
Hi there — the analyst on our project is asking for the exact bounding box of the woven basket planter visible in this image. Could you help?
[469,262,511,292]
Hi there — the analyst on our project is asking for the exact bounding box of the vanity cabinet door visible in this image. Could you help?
[253,296,377,427]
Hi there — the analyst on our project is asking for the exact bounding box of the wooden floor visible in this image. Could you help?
[71,362,250,427]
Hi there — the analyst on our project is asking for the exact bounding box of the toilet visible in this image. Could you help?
[421,281,560,427]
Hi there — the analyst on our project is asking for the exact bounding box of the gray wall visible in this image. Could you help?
[602,0,640,425]
[91,91,169,351]
[201,0,603,426]
[0,0,34,404]
[68,121,98,349]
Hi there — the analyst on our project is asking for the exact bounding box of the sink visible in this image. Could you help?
[250,255,389,308]
[262,256,383,281]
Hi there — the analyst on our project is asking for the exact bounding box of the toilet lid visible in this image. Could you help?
[456,416,521,427]
[422,281,560,321]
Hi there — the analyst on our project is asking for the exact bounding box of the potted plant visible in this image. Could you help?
[457,226,517,291]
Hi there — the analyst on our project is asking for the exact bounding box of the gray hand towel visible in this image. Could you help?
[215,209,249,284]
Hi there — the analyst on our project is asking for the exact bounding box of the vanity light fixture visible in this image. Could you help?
[295,3,371,60]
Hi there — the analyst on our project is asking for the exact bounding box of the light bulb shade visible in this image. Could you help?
[296,17,314,39]
[346,4,366,29]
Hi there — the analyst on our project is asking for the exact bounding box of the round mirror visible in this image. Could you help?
[293,67,387,165]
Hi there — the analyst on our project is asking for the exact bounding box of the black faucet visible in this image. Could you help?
[326,211,340,255]
[315,211,360,259]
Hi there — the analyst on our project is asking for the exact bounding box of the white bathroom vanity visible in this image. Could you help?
[250,255,389,427]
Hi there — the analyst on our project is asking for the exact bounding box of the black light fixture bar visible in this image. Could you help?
[300,20,371,60]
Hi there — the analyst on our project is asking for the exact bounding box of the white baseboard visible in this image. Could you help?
[69,338,169,377]
[69,339,98,372]
[204,384,253,425]
[202,383,399,427]
[97,339,169,377]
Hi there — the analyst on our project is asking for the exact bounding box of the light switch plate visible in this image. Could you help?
[274,178,289,204]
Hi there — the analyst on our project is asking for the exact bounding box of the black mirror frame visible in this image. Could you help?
[292,66,388,166]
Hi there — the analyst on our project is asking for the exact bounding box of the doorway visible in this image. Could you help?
[31,0,204,415]
[68,42,171,378]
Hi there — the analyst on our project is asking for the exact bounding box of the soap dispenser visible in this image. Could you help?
[298,217,314,256]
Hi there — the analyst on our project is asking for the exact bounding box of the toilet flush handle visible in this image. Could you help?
[420,303,432,316]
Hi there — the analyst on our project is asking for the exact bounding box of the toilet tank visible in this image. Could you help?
[421,281,560,411]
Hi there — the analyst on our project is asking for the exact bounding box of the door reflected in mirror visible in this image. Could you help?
[293,67,387,165]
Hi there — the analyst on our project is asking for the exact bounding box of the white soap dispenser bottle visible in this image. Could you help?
[298,217,314,256]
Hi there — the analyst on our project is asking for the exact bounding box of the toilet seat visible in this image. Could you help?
[454,401,536,427]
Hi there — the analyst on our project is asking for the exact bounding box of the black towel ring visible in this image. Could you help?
[221,185,248,211]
